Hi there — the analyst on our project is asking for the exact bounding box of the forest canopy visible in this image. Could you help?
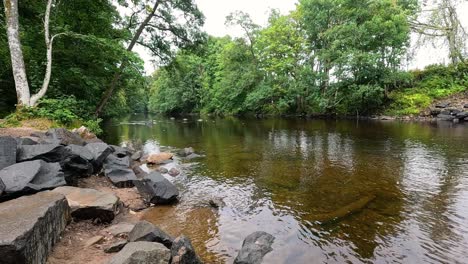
[1,0,467,125]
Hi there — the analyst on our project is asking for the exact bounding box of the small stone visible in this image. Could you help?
[131,151,142,161]
[147,152,173,165]
[109,242,170,264]
[105,223,135,236]
[128,220,174,248]
[168,168,180,177]
[157,167,169,174]
[104,241,128,253]
[85,235,104,247]
[435,102,450,108]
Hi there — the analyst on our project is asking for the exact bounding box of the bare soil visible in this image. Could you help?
[47,175,147,264]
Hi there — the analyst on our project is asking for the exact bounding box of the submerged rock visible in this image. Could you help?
[168,168,180,177]
[312,195,376,224]
[437,114,455,121]
[171,235,203,264]
[52,186,120,223]
[177,147,194,157]
[0,191,70,264]
[45,128,86,146]
[128,220,174,248]
[147,152,173,165]
[0,160,65,199]
[109,241,171,264]
[0,136,17,170]
[234,231,275,264]
[134,172,179,205]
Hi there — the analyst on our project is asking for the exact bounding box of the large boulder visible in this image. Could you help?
[109,241,171,264]
[234,232,275,264]
[52,186,120,223]
[0,178,5,196]
[0,160,66,199]
[171,235,203,264]
[146,152,173,165]
[45,128,86,146]
[15,137,39,146]
[0,136,17,170]
[456,111,468,119]
[105,154,131,168]
[128,220,174,249]
[111,145,132,158]
[85,142,113,170]
[0,191,70,264]
[134,172,179,205]
[17,144,69,163]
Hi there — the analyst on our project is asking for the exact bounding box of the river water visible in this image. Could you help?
[103,115,468,264]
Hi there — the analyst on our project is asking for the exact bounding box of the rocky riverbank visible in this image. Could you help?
[0,127,274,264]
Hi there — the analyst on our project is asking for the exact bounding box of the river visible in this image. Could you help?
[103,115,468,264]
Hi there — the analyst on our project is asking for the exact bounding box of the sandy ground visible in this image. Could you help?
[0,127,42,137]
[47,175,147,264]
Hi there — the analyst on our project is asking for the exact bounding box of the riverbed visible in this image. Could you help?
[103,115,468,263]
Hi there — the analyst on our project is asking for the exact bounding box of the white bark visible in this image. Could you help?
[3,0,31,107]
[30,0,55,106]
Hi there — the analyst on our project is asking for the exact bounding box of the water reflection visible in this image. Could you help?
[104,115,468,263]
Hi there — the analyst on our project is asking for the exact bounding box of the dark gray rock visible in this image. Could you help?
[134,172,179,205]
[14,137,39,146]
[104,241,128,253]
[435,102,450,108]
[111,145,132,158]
[0,136,16,170]
[105,223,135,236]
[430,109,441,116]
[464,104,468,109]
[0,160,66,198]
[448,109,461,115]
[131,151,142,161]
[67,144,94,161]
[177,147,194,157]
[17,144,69,163]
[45,128,86,146]
[85,142,113,170]
[105,154,131,168]
[0,191,70,264]
[0,177,5,196]
[128,220,174,248]
[109,241,170,264]
[52,186,120,223]
[456,111,468,119]
[209,197,225,209]
[105,167,137,188]
[234,231,275,264]
[170,235,203,264]
[437,114,455,121]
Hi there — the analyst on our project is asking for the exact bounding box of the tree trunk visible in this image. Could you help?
[30,0,55,106]
[3,0,31,107]
[95,0,161,116]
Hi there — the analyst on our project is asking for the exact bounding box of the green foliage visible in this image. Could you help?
[386,63,468,116]
[3,96,103,134]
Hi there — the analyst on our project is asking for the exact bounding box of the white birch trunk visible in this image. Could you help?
[3,0,31,107]
[30,0,54,106]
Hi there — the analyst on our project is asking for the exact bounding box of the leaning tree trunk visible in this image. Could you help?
[95,0,161,116]
[3,0,31,107]
[30,0,57,106]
